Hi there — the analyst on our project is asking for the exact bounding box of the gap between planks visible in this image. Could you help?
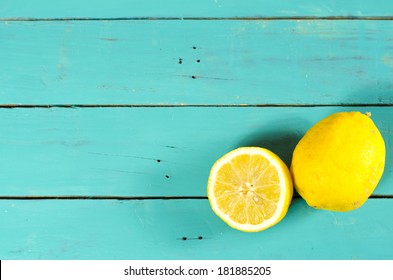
[0,104,393,109]
[1,16,393,22]
[0,195,391,200]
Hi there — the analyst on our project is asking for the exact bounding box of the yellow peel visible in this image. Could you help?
[207,147,293,232]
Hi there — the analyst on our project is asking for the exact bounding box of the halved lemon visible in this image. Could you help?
[207,147,293,232]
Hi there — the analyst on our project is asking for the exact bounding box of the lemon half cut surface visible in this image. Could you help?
[207,147,293,232]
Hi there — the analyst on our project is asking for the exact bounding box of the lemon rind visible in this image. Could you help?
[207,147,292,232]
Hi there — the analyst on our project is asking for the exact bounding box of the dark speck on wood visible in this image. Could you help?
[177,75,235,81]
[164,145,176,149]
[178,236,204,241]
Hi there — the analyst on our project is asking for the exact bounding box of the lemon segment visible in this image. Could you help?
[207,147,293,232]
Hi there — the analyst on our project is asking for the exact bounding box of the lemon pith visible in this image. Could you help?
[291,112,386,212]
[207,147,293,232]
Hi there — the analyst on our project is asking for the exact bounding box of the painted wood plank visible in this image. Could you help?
[1,199,392,259]
[0,107,391,196]
[1,20,393,105]
[1,0,393,18]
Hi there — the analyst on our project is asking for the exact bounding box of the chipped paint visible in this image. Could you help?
[382,55,393,68]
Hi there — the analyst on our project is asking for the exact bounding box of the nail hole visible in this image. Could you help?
[157,159,161,163]
[191,76,196,79]
[182,237,187,240]
[193,46,196,49]
[165,175,170,178]
[198,236,203,240]
[196,59,200,63]
[178,58,183,64]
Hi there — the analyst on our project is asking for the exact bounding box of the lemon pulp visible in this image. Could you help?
[207,147,293,232]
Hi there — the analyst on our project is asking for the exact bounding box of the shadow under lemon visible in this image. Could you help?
[236,118,313,211]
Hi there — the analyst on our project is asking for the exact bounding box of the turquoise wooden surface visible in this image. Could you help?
[0,107,391,196]
[1,199,393,259]
[1,20,393,105]
[1,1,393,260]
[1,0,393,18]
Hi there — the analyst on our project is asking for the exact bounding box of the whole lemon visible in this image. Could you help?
[291,112,385,211]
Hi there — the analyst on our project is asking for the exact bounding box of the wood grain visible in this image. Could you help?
[1,0,393,18]
[1,20,392,105]
[0,107,391,196]
[1,1,393,261]
[1,199,392,259]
